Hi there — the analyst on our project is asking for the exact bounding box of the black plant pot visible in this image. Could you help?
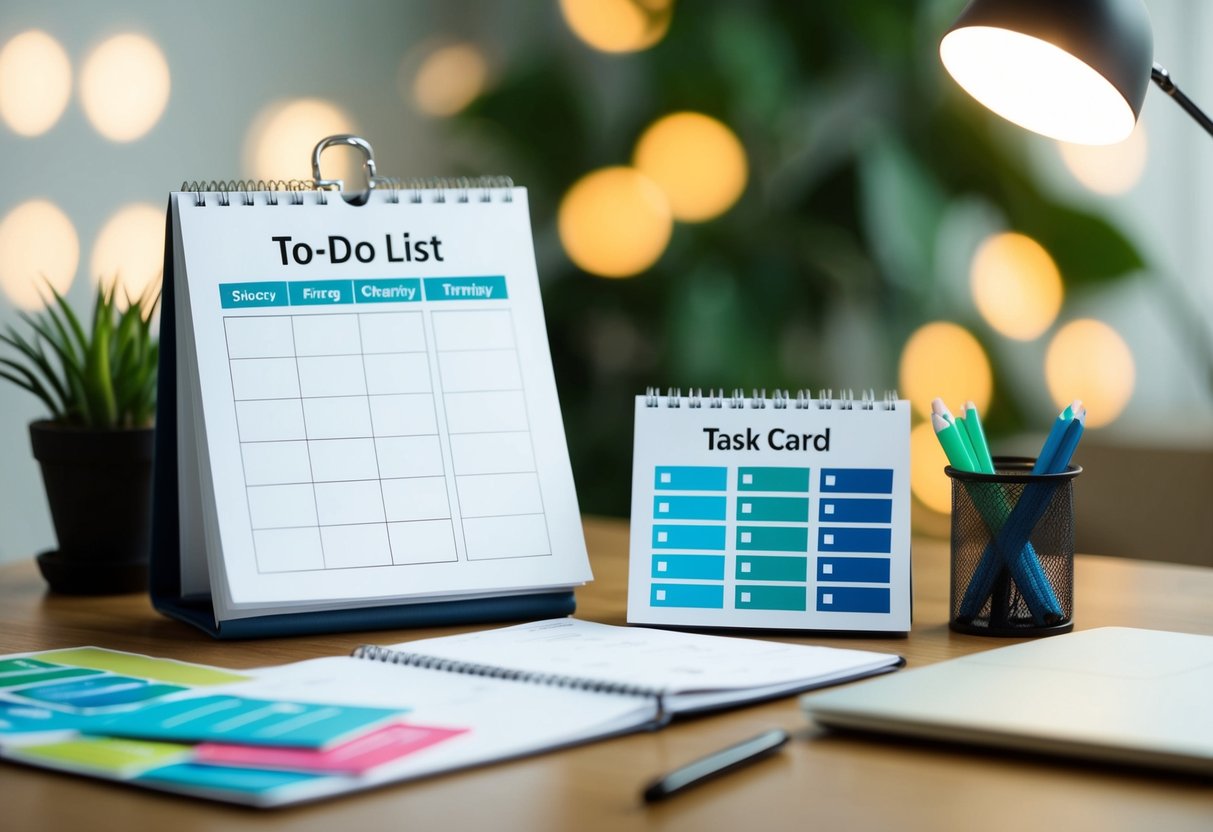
[29,421,155,595]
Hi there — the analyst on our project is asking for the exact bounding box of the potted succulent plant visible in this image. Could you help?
[0,281,159,594]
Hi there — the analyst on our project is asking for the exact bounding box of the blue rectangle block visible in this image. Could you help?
[818,556,891,583]
[219,282,289,309]
[818,498,892,523]
[818,527,892,554]
[817,586,890,613]
[653,525,726,550]
[653,495,727,521]
[651,583,724,609]
[288,280,354,306]
[651,554,725,580]
[353,278,422,303]
[423,276,508,301]
[820,468,894,494]
[654,466,727,491]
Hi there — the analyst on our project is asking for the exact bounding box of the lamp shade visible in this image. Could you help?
[940,0,1153,145]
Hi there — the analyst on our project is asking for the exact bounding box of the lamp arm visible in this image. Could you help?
[1151,63,1213,137]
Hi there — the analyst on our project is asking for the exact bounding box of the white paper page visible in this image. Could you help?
[172,189,590,616]
[386,618,901,695]
[627,395,911,631]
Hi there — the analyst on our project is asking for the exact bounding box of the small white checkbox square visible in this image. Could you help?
[822,593,834,605]
[658,502,670,513]
[824,503,835,515]
[740,532,752,543]
[657,531,668,543]
[657,561,668,572]
[825,475,836,486]
[823,534,834,545]
[740,562,752,573]
[660,472,672,484]
[742,474,753,484]
[740,592,751,603]
[655,589,667,601]
[822,563,834,575]
[741,503,752,514]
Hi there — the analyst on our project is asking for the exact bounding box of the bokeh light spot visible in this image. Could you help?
[970,232,1064,340]
[558,166,673,278]
[633,112,748,222]
[246,99,358,185]
[79,33,170,142]
[0,30,71,136]
[559,0,674,53]
[0,200,79,310]
[910,420,952,514]
[411,43,489,117]
[1044,319,1134,428]
[899,321,993,418]
[1058,122,1148,196]
[90,203,164,305]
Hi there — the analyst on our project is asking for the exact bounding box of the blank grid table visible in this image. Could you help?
[225,309,550,574]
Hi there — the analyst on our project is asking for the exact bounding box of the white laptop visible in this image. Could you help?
[802,627,1213,775]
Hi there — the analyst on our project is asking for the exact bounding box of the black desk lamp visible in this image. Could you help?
[940,0,1213,144]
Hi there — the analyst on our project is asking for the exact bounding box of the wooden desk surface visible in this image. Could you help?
[2,517,1211,831]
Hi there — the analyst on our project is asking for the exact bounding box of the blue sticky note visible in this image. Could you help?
[93,695,404,749]
[15,675,150,706]
[0,701,91,734]
[138,762,327,795]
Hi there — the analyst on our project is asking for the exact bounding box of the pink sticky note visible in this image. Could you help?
[194,722,467,774]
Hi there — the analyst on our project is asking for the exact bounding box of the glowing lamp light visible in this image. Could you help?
[558,167,672,278]
[412,43,489,117]
[247,99,357,183]
[633,112,748,222]
[898,321,993,419]
[0,200,79,311]
[941,0,1213,145]
[559,0,674,54]
[1045,319,1135,428]
[90,204,165,304]
[970,232,1063,341]
[79,33,171,142]
[910,420,953,514]
[1058,123,1148,196]
[0,31,72,136]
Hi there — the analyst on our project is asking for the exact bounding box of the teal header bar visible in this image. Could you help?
[219,282,289,309]
[354,279,422,304]
[288,280,353,306]
[423,276,507,301]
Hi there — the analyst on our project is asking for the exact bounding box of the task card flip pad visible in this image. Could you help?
[152,163,591,638]
[628,390,911,632]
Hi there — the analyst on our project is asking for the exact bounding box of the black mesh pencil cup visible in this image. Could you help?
[946,457,1080,636]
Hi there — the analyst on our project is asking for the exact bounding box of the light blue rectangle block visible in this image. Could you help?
[423,276,508,301]
[219,282,289,309]
[651,554,726,580]
[653,525,727,550]
[653,495,727,521]
[287,280,353,306]
[353,278,422,303]
[654,466,728,491]
[651,583,725,609]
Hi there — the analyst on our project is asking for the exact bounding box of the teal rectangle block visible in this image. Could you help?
[654,495,727,521]
[736,526,808,552]
[651,554,726,580]
[653,525,727,550]
[353,278,422,303]
[737,467,810,492]
[651,583,725,609]
[423,276,508,301]
[735,585,807,611]
[735,555,808,582]
[287,280,354,306]
[736,496,809,522]
[654,466,727,491]
[219,282,289,309]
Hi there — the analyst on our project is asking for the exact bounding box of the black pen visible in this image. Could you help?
[642,729,790,803]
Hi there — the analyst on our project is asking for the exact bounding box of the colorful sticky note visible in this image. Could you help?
[12,737,192,777]
[39,648,249,687]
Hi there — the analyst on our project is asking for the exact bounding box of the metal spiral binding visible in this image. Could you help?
[644,387,901,410]
[181,134,514,206]
[351,645,664,701]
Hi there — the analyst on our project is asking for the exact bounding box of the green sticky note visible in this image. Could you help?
[39,648,249,687]
[0,667,99,688]
[16,736,192,777]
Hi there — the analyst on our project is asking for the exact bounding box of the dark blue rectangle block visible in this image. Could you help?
[817,557,891,583]
[816,586,890,613]
[818,527,891,554]
[818,497,892,524]
[820,469,894,494]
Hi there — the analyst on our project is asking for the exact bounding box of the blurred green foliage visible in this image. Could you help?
[446,0,1144,516]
